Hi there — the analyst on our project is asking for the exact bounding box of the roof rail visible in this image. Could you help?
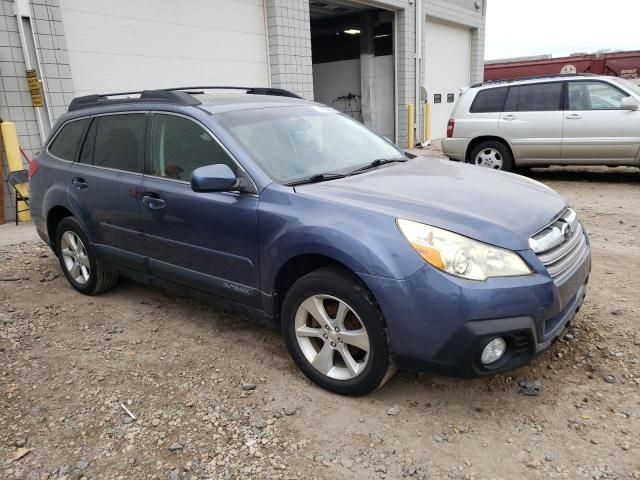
[471,72,598,88]
[67,86,303,111]
[165,86,303,99]
[68,90,202,112]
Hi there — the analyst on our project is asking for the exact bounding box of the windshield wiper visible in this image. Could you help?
[286,156,409,186]
[286,172,347,186]
[347,157,408,176]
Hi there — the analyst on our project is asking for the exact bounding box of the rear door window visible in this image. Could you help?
[78,114,146,173]
[470,87,508,113]
[48,118,90,161]
[505,82,563,112]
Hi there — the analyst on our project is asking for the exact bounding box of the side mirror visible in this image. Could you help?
[621,96,640,111]
[190,164,239,193]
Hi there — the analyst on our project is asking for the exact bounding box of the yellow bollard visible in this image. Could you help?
[1,122,31,222]
[424,103,431,144]
[407,103,415,149]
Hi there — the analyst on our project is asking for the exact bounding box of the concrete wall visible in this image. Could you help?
[265,0,314,100]
[373,55,395,140]
[312,55,394,140]
[266,0,419,146]
[1,0,71,223]
[313,58,362,120]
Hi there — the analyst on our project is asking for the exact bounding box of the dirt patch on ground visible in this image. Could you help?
[1,165,639,480]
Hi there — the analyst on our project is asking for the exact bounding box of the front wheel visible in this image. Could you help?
[281,267,395,396]
[468,141,513,172]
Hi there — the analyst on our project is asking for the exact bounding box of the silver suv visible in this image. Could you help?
[442,74,640,171]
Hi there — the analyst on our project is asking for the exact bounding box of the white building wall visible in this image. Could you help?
[424,0,486,84]
[59,0,270,96]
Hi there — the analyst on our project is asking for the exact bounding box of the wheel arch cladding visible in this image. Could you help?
[272,254,367,320]
[47,205,74,248]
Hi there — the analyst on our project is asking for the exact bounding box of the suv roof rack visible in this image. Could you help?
[67,90,202,112]
[165,86,303,99]
[67,86,302,112]
[471,72,598,88]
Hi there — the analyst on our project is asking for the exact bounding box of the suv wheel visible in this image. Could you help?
[469,141,513,172]
[55,217,118,295]
[281,266,395,395]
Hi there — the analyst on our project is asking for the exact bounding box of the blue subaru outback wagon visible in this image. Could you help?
[29,87,591,395]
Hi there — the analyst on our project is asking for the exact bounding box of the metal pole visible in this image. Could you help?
[424,102,431,144]
[0,125,4,225]
[407,103,415,149]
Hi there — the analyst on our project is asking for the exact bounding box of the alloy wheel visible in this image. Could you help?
[60,231,91,285]
[474,147,503,169]
[294,294,370,380]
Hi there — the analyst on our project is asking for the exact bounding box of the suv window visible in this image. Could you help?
[504,82,563,112]
[149,114,237,181]
[470,87,508,113]
[567,81,627,110]
[48,118,90,161]
[78,114,146,172]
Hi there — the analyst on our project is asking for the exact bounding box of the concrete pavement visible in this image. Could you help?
[0,221,39,247]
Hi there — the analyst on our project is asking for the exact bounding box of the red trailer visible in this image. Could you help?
[485,51,640,83]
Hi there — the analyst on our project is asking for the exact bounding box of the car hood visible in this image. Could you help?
[294,158,567,251]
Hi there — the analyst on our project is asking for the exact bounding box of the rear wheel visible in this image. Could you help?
[55,217,118,295]
[468,140,513,172]
[282,266,395,396]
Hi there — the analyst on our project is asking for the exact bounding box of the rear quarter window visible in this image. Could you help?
[469,87,508,113]
[48,118,90,161]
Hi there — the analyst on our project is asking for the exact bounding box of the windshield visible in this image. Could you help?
[612,77,640,97]
[216,105,404,184]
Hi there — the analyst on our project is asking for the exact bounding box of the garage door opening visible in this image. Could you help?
[310,1,395,141]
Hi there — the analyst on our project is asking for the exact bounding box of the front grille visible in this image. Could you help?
[529,208,588,283]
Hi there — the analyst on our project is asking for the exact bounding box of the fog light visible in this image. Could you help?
[481,337,507,365]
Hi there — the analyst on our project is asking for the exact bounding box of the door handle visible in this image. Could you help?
[566,113,582,120]
[71,177,88,189]
[142,194,167,210]
[502,114,516,121]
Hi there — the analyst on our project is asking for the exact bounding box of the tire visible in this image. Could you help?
[281,266,395,396]
[55,217,118,295]
[468,140,513,172]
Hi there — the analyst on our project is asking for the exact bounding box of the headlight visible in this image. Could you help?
[397,219,532,281]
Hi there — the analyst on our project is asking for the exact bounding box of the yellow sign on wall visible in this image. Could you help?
[26,69,43,107]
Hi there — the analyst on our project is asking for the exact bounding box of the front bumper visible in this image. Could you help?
[359,247,591,377]
[441,137,470,161]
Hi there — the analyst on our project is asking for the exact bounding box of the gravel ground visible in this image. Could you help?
[1,162,639,480]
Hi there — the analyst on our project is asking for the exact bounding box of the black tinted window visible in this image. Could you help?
[504,87,519,111]
[49,118,89,160]
[149,114,237,181]
[79,114,146,172]
[505,83,562,112]
[470,87,508,113]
